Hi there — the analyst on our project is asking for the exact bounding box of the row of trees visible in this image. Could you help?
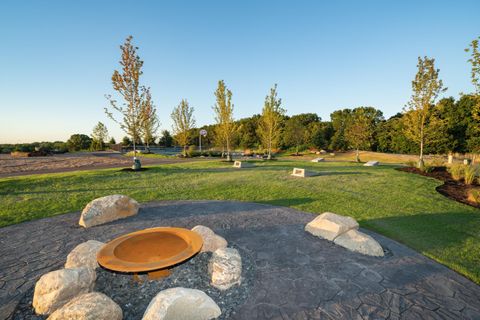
[104,35,480,166]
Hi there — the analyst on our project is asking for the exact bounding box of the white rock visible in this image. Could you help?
[65,240,105,270]
[79,194,139,228]
[142,287,221,320]
[191,225,228,253]
[48,292,122,320]
[209,248,242,290]
[305,212,359,241]
[364,161,379,166]
[291,168,318,177]
[334,229,384,257]
[311,158,325,162]
[33,267,96,315]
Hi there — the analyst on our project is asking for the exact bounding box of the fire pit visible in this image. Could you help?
[97,227,203,274]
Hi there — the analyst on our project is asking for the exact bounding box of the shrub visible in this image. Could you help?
[422,163,434,173]
[468,188,480,204]
[464,165,479,185]
[448,164,465,181]
[429,158,445,167]
[405,160,416,168]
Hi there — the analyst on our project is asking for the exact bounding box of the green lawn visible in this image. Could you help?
[1,160,479,283]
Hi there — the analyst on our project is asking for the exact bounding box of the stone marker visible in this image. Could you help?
[33,267,96,315]
[320,149,327,154]
[233,161,254,168]
[364,161,379,166]
[142,287,221,320]
[291,168,318,177]
[191,225,228,253]
[65,240,105,270]
[448,154,453,164]
[209,248,242,290]
[79,194,139,228]
[305,212,359,241]
[311,158,325,163]
[48,292,122,320]
[334,229,384,257]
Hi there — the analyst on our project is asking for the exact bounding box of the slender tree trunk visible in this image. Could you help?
[267,138,272,160]
[226,137,231,161]
[356,148,360,163]
[419,125,425,170]
[183,144,187,157]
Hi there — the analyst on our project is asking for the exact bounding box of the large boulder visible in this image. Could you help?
[334,229,384,257]
[65,240,105,270]
[48,292,122,320]
[191,225,228,253]
[33,267,96,315]
[142,287,221,320]
[305,212,359,241]
[79,194,139,228]
[209,248,242,291]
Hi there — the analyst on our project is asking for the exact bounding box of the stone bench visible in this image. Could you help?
[364,161,379,166]
[233,161,254,168]
[291,168,318,177]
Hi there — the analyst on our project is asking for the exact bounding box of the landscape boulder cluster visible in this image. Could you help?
[29,195,244,319]
[305,212,384,257]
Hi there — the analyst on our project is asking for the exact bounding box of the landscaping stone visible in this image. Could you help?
[192,225,228,253]
[334,229,384,257]
[48,292,122,320]
[209,247,242,290]
[33,267,96,315]
[305,212,359,241]
[311,158,325,162]
[65,240,105,270]
[232,161,254,168]
[79,194,139,228]
[291,167,318,177]
[364,161,379,166]
[142,287,221,320]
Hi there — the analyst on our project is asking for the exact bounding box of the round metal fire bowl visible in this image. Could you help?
[97,227,203,273]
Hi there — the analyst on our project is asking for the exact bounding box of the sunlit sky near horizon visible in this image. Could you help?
[0,0,479,143]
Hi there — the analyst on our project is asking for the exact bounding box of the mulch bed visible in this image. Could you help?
[119,167,150,172]
[398,166,480,209]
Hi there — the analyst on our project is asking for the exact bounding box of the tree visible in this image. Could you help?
[159,130,173,147]
[66,134,92,151]
[171,99,195,156]
[283,116,306,155]
[213,80,236,161]
[122,136,132,146]
[258,84,285,159]
[466,36,480,160]
[329,109,352,151]
[403,56,446,169]
[109,137,116,145]
[344,107,383,162]
[105,35,147,159]
[140,86,160,151]
[91,122,109,151]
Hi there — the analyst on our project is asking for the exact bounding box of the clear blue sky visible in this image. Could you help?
[0,0,478,143]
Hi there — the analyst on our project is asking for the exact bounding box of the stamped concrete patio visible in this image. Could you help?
[1,200,480,319]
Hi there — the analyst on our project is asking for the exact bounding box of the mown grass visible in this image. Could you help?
[1,160,479,283]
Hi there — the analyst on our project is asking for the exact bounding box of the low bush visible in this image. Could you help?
[468,188,480,204]
[405,160,416,167]
[464,165,479,185]
[448,164,465,181]
[422,163,435,173]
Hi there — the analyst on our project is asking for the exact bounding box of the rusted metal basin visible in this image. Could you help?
[97,227,203,273]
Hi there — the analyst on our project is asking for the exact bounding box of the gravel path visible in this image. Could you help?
[1,200,480,319]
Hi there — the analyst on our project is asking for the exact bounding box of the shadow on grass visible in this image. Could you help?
[363,211,480,253]
[255,197,317,207]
